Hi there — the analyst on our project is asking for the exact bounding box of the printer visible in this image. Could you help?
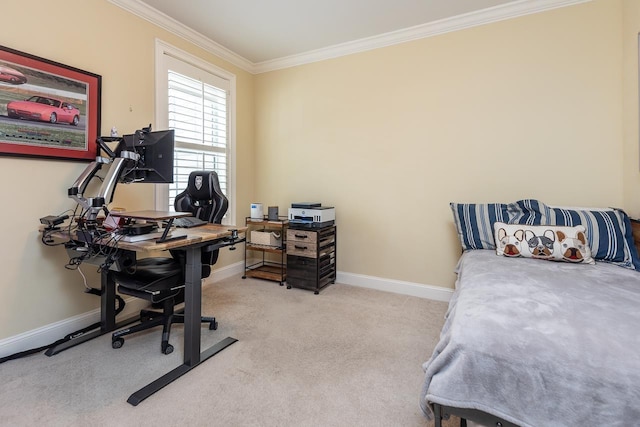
[288,202,335,228]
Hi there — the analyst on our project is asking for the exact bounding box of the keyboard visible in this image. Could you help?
[172,216,208,228]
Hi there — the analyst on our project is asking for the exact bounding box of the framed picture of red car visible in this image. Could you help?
[0,45,101,161]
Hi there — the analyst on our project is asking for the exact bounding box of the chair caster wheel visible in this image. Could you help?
[162,344,174,355]
[242,275,246,279]
[209,320,218,330]
[286,285,291,289]
[112,337,124,349]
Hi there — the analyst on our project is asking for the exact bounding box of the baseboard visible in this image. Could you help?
[0,261,246,359]
[0,297,149,359]
[209,260,245,282]
[244,259,453,301]
[336,271,454,302]
[1,262,447,358]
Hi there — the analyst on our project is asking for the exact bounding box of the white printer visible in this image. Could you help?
[288,202,335,228]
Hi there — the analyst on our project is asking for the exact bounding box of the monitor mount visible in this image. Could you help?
[67,127,152,223]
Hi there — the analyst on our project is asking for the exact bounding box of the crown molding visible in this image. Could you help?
[109,0,591,75]
[253,0,591,73]
[108,0,254,72]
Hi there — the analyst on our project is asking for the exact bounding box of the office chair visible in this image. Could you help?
[111,171,227,354]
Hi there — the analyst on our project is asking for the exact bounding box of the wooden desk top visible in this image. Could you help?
[49,223,246,253]
[118,224,245,252]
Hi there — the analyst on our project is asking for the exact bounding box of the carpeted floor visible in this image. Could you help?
[0,276,458,427]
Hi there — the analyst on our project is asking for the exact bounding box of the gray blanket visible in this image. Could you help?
[421,250,640,427]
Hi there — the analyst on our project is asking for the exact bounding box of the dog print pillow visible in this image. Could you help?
[493,222,595,264]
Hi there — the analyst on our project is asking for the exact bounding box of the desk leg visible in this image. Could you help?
[127,244,238,406]
[127,336,237,406]
[102,270,116,331]
[46,269,136,356]
[184,246,201,366]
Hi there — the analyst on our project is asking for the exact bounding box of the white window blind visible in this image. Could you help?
[167,70,229,210]
[154,40,236,223]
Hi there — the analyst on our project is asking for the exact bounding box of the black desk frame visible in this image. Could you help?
[45,265,133,356]
[45,237,238,406]
[127,242,237,405]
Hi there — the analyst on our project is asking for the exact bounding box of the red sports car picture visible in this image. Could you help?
[0,65,26,84]
[6,95,81,125]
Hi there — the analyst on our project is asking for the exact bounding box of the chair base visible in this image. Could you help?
[112,306,217,355]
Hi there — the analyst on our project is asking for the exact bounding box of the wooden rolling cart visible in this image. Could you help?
[242,217,288,285]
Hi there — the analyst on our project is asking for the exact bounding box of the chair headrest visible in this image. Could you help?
[187,171,217,202]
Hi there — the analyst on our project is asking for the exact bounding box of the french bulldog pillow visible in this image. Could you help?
[493,222,595,264]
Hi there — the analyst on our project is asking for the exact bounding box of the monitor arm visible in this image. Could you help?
[90,152,138,219]
[68,137,139,222]
[67,138,114,210]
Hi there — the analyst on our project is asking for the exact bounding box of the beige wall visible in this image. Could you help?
[0,0,636,342]
[0,0,254,339]
[623,0,640,215]
[255,0,627,288]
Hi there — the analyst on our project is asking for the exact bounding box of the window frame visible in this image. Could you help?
[153,39,236,224]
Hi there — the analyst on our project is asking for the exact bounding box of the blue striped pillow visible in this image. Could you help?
[450,202,510,250]
[507,199,548,225]
[508,199,640,270]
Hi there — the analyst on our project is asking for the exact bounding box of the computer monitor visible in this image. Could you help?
[117,129,175,184]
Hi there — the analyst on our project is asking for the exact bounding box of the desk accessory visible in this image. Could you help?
[39,214,69,228]
[268,206,279,220]
[251,203,263,219]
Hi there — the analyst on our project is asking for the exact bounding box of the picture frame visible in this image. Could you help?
[0,45,101,161]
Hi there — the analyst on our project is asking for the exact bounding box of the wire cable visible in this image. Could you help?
[0,287,126,364]
[11,202,136,364]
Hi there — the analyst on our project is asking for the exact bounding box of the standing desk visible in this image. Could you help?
[44,211,246,405]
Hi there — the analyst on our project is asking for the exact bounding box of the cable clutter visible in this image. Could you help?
[40,123,173,265]
[9,124,170,363]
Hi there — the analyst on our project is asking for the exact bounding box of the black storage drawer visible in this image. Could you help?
[287,255,317,278]
[287,274,334,292]
[286,276,318,291]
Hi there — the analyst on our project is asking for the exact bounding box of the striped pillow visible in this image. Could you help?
[508,199,640,270]
[450,202,510,250]
[507,199,548,225]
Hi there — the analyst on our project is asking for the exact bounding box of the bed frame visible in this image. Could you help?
[432,218,640,427]
[433,404,519,427]
[632,218,640,255]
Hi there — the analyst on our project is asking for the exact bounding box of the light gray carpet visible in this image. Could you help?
[0,276,457,427]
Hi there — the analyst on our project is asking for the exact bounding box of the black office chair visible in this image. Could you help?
[111,171,228,354]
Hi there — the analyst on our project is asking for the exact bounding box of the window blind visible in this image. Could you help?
[167,70,229,211]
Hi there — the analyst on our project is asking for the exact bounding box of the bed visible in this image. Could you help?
[420,200,640,427]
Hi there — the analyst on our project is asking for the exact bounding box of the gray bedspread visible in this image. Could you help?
[420,250,640,427]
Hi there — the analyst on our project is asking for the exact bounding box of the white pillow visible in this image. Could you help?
[493,222,595,264]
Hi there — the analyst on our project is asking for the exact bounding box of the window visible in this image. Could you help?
[154,40,236,223]
[167,71,229,209]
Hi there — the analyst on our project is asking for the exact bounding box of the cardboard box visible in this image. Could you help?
[251,230,282,247]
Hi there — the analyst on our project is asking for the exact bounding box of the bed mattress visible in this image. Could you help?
[421,250,640,427]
